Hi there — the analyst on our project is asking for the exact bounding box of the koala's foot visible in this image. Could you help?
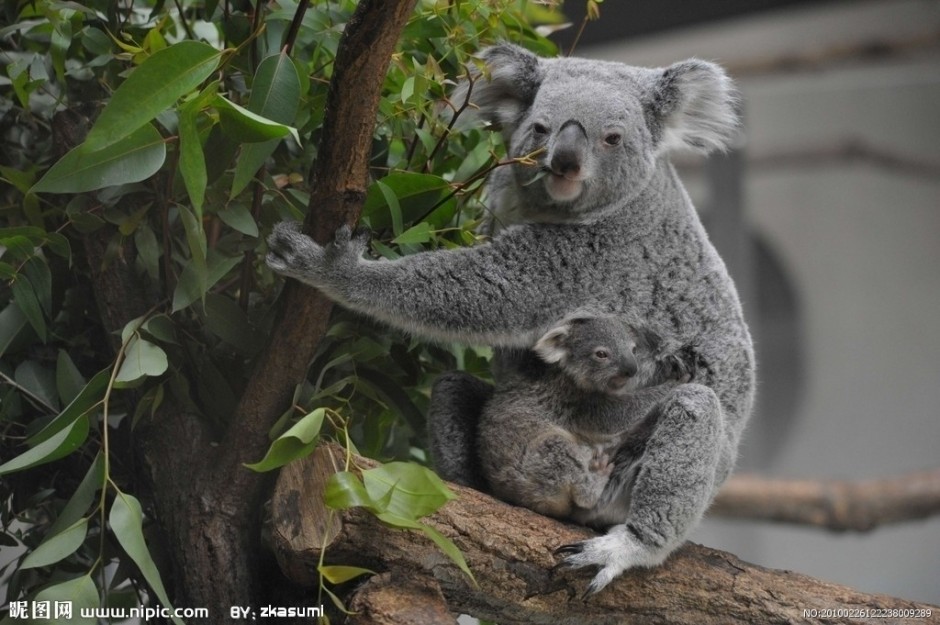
[553,524,667,596]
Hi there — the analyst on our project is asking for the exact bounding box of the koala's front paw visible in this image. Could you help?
[266,222,370,287]
[553,525,662,597]
[266,221,326,283]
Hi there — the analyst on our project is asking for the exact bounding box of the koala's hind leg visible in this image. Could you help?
[556,383,727,595]
[427,371,494,491]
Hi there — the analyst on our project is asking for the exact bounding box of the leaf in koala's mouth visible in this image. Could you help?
[522,169,549,187]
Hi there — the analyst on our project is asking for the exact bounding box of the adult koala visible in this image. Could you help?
[266,43,756,594]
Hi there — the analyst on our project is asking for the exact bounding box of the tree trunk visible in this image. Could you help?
[269,444,940,625]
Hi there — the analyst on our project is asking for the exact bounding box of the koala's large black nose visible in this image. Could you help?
[621,358,638,378]
[550,121,588,177]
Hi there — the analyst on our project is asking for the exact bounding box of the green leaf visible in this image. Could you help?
[115,336,168,384]
[28,369,109,446]
[414,521,476,584]
[15,360,58,410]
[245,408,325,472]
[22,517,88,569]
[0,303,28,356]
[31,123,166,194]
[217,204,259,237]
[34,574,98,625]
[56,350,87,407]
[202,293,260,352]
[47,453,104,537]
[391,222,432,245]
[171,250,240,312]
[361,462,456,521]
[110,492,182,625]
[0,415,89,476]
[323,471,375,511]
[374,180,403,236]
[11,274,46,341]
[318,565,374,585]
[230,51,302,197]
[178,102,207,218]
[214,95,300,144]
[363,173,452,232]
[83,41,222,152]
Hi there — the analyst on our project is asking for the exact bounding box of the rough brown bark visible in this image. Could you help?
[711,469,940,531]
[269,444,939,625]
[347,571,458,625]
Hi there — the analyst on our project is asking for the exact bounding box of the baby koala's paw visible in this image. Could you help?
[588,446,613,477]
[663,354,693,383]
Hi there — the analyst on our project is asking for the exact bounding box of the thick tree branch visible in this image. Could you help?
[269,445,939,625]
[711,469,940,532]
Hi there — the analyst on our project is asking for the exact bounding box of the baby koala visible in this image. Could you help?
[478,315,687,522]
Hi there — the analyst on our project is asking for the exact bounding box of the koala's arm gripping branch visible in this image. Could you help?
[325,226,607,346]
[268,444,940,625]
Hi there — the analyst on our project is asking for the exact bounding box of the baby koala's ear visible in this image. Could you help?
[533,322,571,364]
[644,59,740,155]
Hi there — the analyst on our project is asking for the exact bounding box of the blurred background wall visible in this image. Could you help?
[558,0,940,604]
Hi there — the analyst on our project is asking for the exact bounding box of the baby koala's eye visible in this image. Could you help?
[533,122,549,135]
[593,349,610,360]
[604,133,622,146]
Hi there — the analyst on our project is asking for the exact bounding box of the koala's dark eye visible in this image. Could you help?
[604,133,622,146]
[533,122,549,135]
[594,349,610,360]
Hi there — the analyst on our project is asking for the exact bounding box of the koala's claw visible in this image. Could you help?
[588,448,613,476]
[553,543,584,559]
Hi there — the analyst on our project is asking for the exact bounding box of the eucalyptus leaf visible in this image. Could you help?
[178,102,207,217]
[115,336,168,384]
[31,123,166,194]
[361,462,456,521]
[11,274,46,341]
[15,360,58,410]
[22,517,88,569]
[245,408,325,472]
[28,369,109,446]
[56,349,86,406]
[214,95,300,144]
[217,204,259,237]
[110,492,182,625]
[0,415,89,476]
[34,574,98,624]
[230,51,302,197]
[318,565,375,585]
[323,471,375,511]
[391,222,432,245]
[83,41,222,152]
[47,453,104,537]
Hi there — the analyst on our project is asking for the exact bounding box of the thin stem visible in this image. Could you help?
[282,0,310,56]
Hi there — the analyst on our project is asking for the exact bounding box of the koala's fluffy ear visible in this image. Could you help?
[644,60,740,155]
[533,322,571,364]
[452,43,543,138]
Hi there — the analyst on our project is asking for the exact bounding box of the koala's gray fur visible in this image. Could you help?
[266,43,755,594]
[479,315,685,523]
